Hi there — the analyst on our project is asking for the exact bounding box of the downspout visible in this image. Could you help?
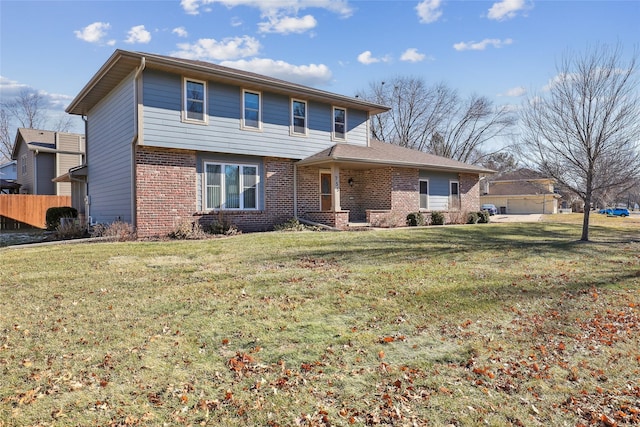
[293,163,298,220]
[131,57,146,231]
[82,115,89,225]
[33,150,38,194]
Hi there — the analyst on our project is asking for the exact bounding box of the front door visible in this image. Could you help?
[320,172,332,211]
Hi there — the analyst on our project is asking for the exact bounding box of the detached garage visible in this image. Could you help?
[480,169,562,215]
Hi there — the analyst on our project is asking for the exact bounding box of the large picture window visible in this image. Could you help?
[184,78,206,122]
[291,99,307,135]
[205,162,258,210]
[242,90,261,130]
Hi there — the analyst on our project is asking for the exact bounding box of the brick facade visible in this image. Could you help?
[134,147,481,235]
[135,146,197,237]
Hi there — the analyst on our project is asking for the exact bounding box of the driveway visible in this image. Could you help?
[490,214,543,223]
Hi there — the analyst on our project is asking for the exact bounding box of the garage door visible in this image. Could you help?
[508,199,536,214]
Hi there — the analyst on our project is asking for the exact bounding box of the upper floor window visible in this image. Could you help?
[242,90,261,130]
[183,78,207,123]
[333,107,346,141]
[204,162,259,210]
[291,99,307,136]
[21,155,27,175]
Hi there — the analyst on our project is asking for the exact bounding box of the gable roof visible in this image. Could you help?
[492,168,553,182]
[298,139,494,174]
[66,49,390,116]
[487,181,559,196]
[11,128,85,159]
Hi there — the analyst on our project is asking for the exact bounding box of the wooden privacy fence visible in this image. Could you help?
[0,195,71,229]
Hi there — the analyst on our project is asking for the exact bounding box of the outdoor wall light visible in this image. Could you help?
[348,178,354,187]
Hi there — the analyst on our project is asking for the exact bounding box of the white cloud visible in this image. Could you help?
[172,27,188,38]
[74,22,113,44]
[258,14,317,34]
[400,48,426,63]
[220,58,332,87]
[172,36,261,61]
[357,51,390,65]
[487,0,528,21]
[499,86,526,97]
[181,0,353,17]
[453,38,513,51]
[0,75,28,98]
[416,0,442,23]
[125,25,151,44]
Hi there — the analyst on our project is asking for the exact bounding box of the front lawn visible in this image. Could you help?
[1,218,639,426]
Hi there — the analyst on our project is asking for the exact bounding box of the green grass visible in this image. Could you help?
[1,215,639,426]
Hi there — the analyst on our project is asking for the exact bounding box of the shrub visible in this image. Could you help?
[54,220,87,240]
[91,221,136,241]
[169,220,207,240]
[274,218,322,232]
[431,211,445,226]
[478,210,491,224]
[46,207,78,230]
[448,210,468,224]
[406,212,425,227]
[202,218,240,236]
[467,212,480,224]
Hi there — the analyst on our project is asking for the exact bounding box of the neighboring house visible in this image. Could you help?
[0,160,20,194]
[0,160,17,180]
[11,128,85,196]
[65,49,493,237]
[480,168,561,214]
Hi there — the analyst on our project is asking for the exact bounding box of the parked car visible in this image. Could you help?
[481,203,498,215]
[599,208,630,217]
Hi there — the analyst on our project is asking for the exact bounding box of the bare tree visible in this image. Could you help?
[519,44,640,241]
[0,89,73,161]
[479,151,519,173]
[357,76,516,164]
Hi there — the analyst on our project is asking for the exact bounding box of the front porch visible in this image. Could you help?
[296,164,417,230]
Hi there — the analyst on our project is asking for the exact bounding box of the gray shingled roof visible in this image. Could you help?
[67,49,389,116]
[298,139,494,174]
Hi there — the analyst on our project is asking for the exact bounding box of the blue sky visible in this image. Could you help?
[1,0,638,136]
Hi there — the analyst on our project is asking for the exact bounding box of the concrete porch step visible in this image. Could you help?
[348,222,372,229]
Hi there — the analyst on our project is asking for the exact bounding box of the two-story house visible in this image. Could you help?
[11,128,85,196]
[66,50,492,237]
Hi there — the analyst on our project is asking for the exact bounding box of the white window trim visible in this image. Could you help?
[332,106,347,141]
[241,89,262,131]
[449,179,460,211]
[290,98,308,136]
[182,77,208,124]
[203,161,260,211]
[419,179,429,211]
[319,169,332,211]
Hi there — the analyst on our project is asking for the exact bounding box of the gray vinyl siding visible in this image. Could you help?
[420,170,457,211]
[16,143,33,194]
[141,69,370,160]
[36,153,55,195]
[87,72,136,224]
